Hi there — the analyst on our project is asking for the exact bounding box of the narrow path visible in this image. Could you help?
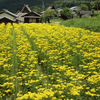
[53,21,61,25]
[12,27,19,99]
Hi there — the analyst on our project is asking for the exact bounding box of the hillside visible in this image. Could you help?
[0,0,98,13]
[0,0,59,12]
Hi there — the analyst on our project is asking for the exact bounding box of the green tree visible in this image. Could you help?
[90,2,95,10]
[41,10,54,23]
[81,4,88,11]
[32,6,42,14]
[96,0,99,11]
[60,7,73,20]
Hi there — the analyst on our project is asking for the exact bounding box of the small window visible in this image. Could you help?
[29,18,36,22]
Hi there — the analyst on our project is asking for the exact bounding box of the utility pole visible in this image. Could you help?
[42,0,45,23]
[42,0,45,12]
[96,0,99,12]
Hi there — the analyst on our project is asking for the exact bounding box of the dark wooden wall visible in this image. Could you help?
[0,18,14,24]
[24,18,40,23]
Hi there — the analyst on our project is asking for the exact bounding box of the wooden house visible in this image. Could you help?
[79,11,93,18]
[47,5,56,11]
[16,4,31,23]
[47,4,58,17]
[0,9,17,24]
[22,12,40,23]
[16,4,41,23]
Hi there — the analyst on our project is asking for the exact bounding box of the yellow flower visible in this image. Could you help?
[90,88,96,93]
[5,89,11,93]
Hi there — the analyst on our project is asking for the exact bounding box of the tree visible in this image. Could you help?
[81,4,88,11]
[41,10,54,23]
[96,0,99,11]
[90,2,95,10]
[60,7,73,20]
[32,6,42,14]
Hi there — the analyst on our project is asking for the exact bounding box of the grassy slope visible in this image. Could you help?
[60,18,100,32]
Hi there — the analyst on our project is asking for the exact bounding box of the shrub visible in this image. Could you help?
[81,14,91,18]
[93,12,99,16]
[91,9,95,13]
[60,7,73,20]
[80,4,88,11]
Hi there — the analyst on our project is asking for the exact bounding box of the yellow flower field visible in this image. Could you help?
[0,22,100,100]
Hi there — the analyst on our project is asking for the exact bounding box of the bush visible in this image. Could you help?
[80,4,88,11]
[93,12,99,16]
[81,14,91,18]
[91,9,95,13]
[60,7,73,20]
[60,18,100,32]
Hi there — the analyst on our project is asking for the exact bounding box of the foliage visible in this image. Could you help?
[0,0,100,12]
[60,7,73,20]
[60,17,100,32]
[81,14,91,18]
[80,4,88,11]
[93,11,100,16]
[41,10,54,23]
[31,6,42,14]
[0,0,55,12]
[1,23,100,100]
[89,2,95,10]
[91,9,95,13]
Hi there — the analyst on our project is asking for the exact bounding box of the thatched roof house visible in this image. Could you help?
[0,9,17,24]
[47,5,56,11]
[16,4,31,23]
[16,4,41,23]
[47,4,59,17]
[22,12,40,23]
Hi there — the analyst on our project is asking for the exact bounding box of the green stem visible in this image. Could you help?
[12,27,19,98]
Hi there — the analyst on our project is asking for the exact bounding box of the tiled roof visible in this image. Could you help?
[16,12,27,22]
[79,11,93,15]
[0,9,17,18]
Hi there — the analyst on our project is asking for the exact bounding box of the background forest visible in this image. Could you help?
[0,0,100,12]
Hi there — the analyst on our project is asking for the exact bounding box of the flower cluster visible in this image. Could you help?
[0,23,100,100]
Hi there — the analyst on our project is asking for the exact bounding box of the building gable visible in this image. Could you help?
[23,12,40,17]
[21,5,31,13]
[0,9,17,23]
[0,13,16,21]
[47,5,56,11]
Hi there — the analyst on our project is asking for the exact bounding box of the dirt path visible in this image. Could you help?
[53,21,61,25]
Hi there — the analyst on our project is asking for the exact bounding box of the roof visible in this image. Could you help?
[22,12,41,17]
[0,9,17,18]
[57,8,63,12]
[79,11,93,15]
[70,6,80,11]
[16,4,31,22]
[41,11,45,14]
[16,12,27,22]
[49,5,54,7]
[21,4,31,13]
[47,4,55,10]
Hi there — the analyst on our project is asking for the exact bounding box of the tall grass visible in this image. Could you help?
[60,18,100,32]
